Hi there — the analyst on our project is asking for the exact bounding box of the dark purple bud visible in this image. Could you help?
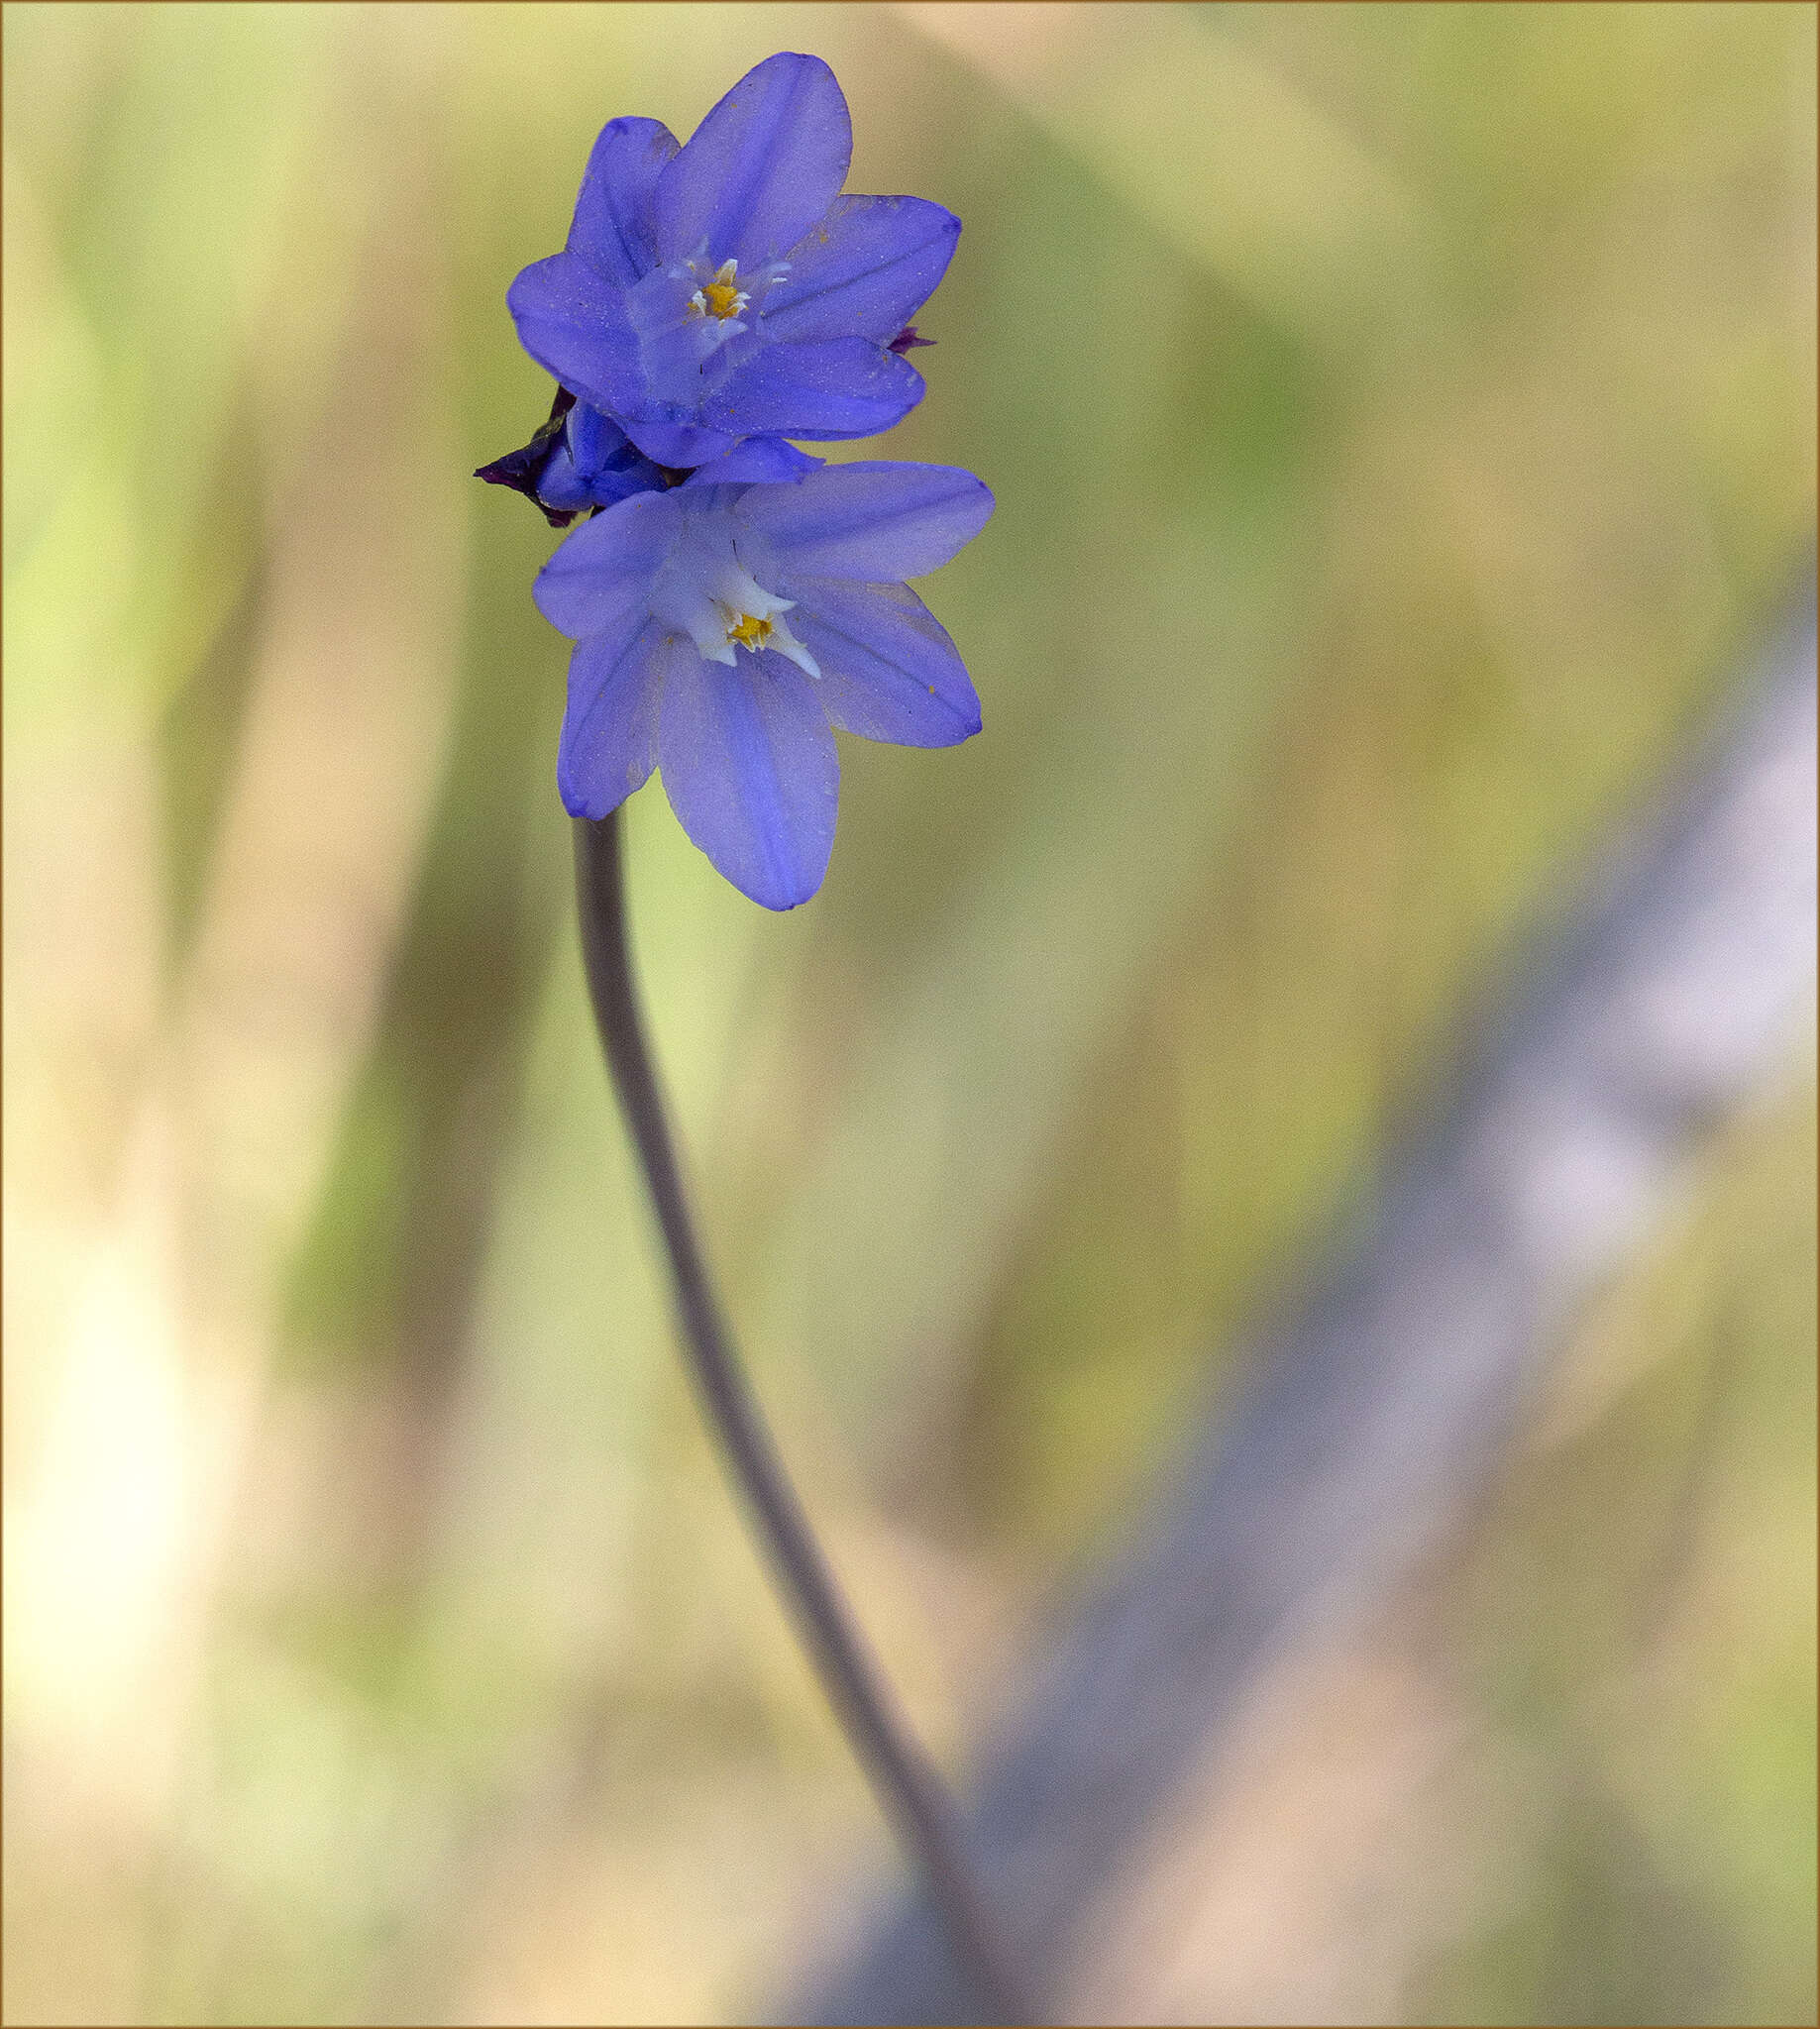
[475,386,581,527]
[888,324,935,355]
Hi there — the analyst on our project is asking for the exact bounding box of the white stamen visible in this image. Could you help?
[762,610,821,680]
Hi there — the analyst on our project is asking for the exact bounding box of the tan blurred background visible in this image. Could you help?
[3,5,1814,2023]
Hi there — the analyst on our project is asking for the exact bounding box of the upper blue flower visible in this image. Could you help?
[536,445,994,909]
[507,53,959,468]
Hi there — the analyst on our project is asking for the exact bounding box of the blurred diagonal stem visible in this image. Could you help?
[574,810,1029,2028]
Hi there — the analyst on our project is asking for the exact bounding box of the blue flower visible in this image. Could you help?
[536,450,994,909]
[507,53,960,468]
[536,399,672,513]
[476,389,671,527]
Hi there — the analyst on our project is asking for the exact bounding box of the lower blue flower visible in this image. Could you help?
[536,453,994,908]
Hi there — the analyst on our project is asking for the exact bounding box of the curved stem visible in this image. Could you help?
[574,811,1029,2026]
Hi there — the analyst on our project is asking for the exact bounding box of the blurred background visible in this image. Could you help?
[3,4,1813,2022]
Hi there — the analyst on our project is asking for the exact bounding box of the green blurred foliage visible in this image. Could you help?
[4,5,1812,2022]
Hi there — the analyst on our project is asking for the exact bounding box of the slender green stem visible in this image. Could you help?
[573,810,1029,2026]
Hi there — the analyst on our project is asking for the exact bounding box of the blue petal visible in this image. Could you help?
[706,338,923,441]
[539,404,668,511]
[657,645,839,908]
[536,452,602,514]
[782,578,981,747]
[557,615,669,819]
[736,461,994,580]
[653,53,851,267]
[564,403,628,472]
[533,490,678,641]
[507,250,646,419]
[568,116,679,286]
[618,414,741,467]
[762,195,960,346]
[683,439,825,486]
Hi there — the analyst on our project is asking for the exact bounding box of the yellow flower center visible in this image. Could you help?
[696,572,818,679]
[689,259,750,323]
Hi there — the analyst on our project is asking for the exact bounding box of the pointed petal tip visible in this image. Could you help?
[656,48,852,267]
[744,866,825,910]
[556,767,605,821]
[739,50,841,92]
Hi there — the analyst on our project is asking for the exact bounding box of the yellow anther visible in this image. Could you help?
[728,612,773,650]
[688,259,748,322]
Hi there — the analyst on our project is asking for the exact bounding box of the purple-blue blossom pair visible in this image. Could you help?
[481,51,992,908]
